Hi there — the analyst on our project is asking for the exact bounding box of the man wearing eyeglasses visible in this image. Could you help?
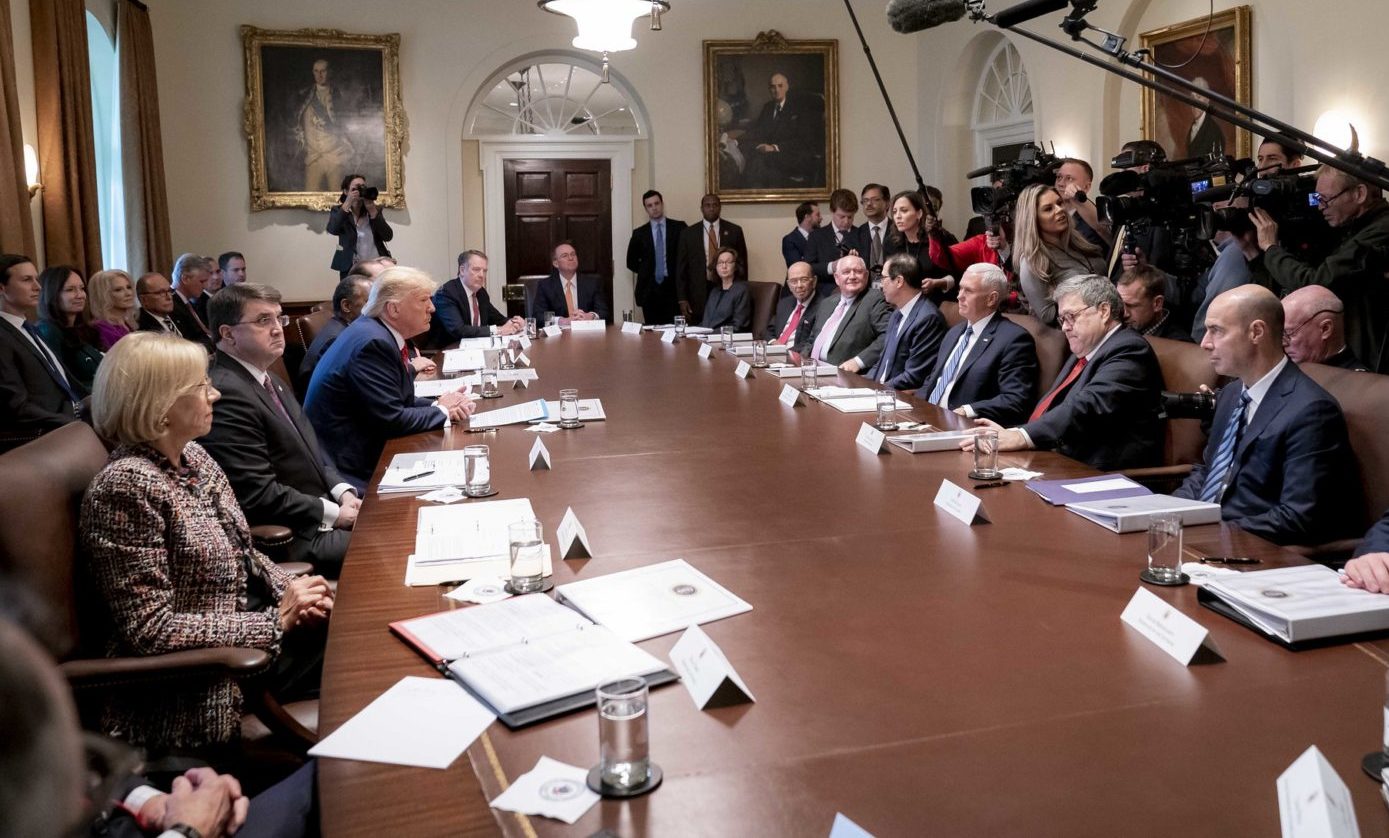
[1280,285,1368,370]
[136,271,213,353]
[961,273,1164,470]
[202,283,358,575]
[1253,165,1389,373]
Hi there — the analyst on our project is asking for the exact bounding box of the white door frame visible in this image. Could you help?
[478,138,636,316]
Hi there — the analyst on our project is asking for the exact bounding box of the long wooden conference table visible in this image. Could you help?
[318,326,1389,836]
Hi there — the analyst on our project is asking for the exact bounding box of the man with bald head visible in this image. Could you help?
[1281,286,1368,370]
[768,261,817,343]
[1173,285,1359,545]
[740,71,824,189]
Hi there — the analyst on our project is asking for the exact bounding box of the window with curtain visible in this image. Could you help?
[85,9,126,270]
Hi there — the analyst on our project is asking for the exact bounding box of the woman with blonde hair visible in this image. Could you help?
[86,269,139,350]
[82,331,333,751]
[1013,182,1106,327]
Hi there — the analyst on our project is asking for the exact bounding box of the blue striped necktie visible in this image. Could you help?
[929,325,973,405]
[878,309,903,384]
[1200,389,1251,503]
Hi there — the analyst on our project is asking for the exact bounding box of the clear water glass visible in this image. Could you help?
[508,519,545,593]
[463,444,491,497]
[559,388,581,429]
[597,676,650,789]
[673,315,687,339]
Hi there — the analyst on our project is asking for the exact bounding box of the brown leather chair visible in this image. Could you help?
[939,301,963,328]
[1003,313,1070,401]
[748,281,782,339]
[293,307,333,350]
[1303,364,1389,541]
[1120,335,1226,490]
[0,423,316,750]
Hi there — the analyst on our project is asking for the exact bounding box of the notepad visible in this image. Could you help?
[440,349,487,374]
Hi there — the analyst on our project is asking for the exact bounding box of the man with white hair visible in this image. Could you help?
[305,267,475,491]
[918,263,1039,426]
[1280,285,1368,370]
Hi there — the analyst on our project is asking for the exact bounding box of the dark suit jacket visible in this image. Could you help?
[178,290,209,327]
[0,317,78,437]
[1173,361,1360,546]
[794,287,891,368]
[304,316,446,491]
[529,271,611,323]
[864,295,947,390]
[298,314,348,392]
[1359,510,1389,556]
[627,217,687,307]
[700,282,752,331]
[138,302,213,353]
[675,220,747,321]
[203,351,349,540]
[1021,325,1164,471]
[916,315,1038,426]
[326,205,393,274]
[431,280,507,345]
[742,91,824,180]
[806,225,866,297]
[782,228,813,267]
[767,292,817,342]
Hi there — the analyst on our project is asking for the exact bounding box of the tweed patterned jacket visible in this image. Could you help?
[81,441,293,749]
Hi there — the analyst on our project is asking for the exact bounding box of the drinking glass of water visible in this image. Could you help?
[558,388,581,429]
[596,676,651,789]
[507,519,545,593]
[800,355,818,392]
[463,445,491,497]
[720,325,733,350]
[673,315,687,340]
[751,339,768,368]
[1142,514,1186,585]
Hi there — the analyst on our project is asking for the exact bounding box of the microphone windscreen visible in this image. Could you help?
[887,0,968,33]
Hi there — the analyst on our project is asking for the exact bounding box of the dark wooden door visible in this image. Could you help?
[503,158,612,318]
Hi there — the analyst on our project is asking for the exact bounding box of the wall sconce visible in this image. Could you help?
[23,143,40,199]
[1313,110,1362,155]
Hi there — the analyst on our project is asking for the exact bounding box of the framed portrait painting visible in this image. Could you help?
[704,31,838,203]
[241,26,407,211]
[1140,6,1252,160]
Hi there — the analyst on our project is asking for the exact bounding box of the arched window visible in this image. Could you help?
[971,40,1035,176]
[467,58,644,137]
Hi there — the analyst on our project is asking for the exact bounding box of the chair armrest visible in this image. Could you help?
[277,561,314,577]
[61,647,273,689]
[1118,465,1194,480]
[1287,538,1362,566]
[250,524,294,547]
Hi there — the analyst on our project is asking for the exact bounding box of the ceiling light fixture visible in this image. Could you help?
[538,0,670,82]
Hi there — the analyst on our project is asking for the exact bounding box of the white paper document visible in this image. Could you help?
[378,450,473,493]
[435,368,538,388]
[1204,565,1389,643]
[557,559,753,642]
[413,378,475,398]
[308,676,494,769]
[529,398,605,422]
[490,756,600,825]
[821,396,912,414]
[887,431,973,453]
[729,343,790,357]
[1277,745,1360,838]
[1065,476,1142,494]
[397,593,588,662]
[761,362,838,378]
[470,398,550,427]
[405,499,549,586]
[455,337,506,351]
[441,349,487,374]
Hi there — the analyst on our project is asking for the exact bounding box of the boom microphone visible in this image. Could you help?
[992,0,1069,28]
[887,0,968,33]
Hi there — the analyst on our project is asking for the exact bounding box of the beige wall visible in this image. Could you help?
[10,0,42,255]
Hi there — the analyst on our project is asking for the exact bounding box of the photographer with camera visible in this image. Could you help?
[1054,158,1111,249]
[1254,165,1389,373]
[327,173,394,278]
[1014,183,1106,327]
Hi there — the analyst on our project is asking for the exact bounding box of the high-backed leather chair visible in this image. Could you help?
[1113,336,1226,491]
[1003,313,1069,400]
[939,301,963,328]
[1303,364,1389,538]
[294,307,333,350]
[748,280,782,339]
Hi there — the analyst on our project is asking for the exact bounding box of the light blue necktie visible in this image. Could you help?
[1200,389,1251,503]
[654,221,666,284]
[878,309,904,384]
[929,325,973,406]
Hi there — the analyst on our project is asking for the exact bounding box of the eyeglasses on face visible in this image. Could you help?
[235,313,290,329]
[1312,188,1351,208]
[1282,308,1337,342]
[139,289,173,298]
[1057,304,1097,329]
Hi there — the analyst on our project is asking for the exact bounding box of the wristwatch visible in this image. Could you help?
[165,824,204,838]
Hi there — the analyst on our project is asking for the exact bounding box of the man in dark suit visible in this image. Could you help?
[137,271,213,352]
[965,274,1164,470]
[529,241,611,324]
[0,254,81,443]
[171,253,212,327]
[299,272,373,391]
[1173,286,1360,546]
[781,201,820,268]
[918,263,1038,426]
[1118,265,1191,342]
[430,249,525,345]
[627,190,686,325]
[793,255,890,371]
[864,254,946,390]
[306,267,475,492]
[202,284,359,574]
[856,184,892,273]
[768,261,817,344]
[740,72,825,189]
[675,193,747,323]
[806,188,865,300]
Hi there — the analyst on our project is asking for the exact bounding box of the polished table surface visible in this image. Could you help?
[318,328,1389,837]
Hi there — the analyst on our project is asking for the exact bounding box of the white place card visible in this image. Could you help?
[542,324,562,338]
[734,360,753,379]
[517,352,531,367]
[933,479,990,525]
[855,423,887,454]
[621,321,642,335]
[779,384,803,407]
[519,335,532,350]
[508,347,520,362]
[1277,745,1360,838]
[698,342,714,359]
[569,319,605,332]
[513,378,530,390]
[661,328,678,344]
[528,438,551,471]
[668,624,755,710]
[1119,587,1222,665]
[557,506,592,559]
[830,813,877,838]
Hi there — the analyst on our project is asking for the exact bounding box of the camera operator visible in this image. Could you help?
[1014,183,1106,327]
[1253,165,1389,372]
[1256,137,1304,172]
[1054,158,1111,249]
[327,173,394,278]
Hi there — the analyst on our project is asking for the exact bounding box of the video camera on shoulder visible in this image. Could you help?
[967,142,1063,234]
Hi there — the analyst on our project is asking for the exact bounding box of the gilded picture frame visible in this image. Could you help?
[1140,6,1252,160]
[241,26,407,211]
[704,31,838,203]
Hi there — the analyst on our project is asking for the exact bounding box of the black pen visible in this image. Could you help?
[1199,556,1261,565]
[402,469,436,482]
[974,481,1007,490]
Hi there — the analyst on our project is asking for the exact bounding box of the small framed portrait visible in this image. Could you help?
[704,31,838,203]
[1140,6,1252,160]
[241,26,407,211]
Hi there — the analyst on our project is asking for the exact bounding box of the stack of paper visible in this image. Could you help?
[729,342,790,357]
[1203,565,1389,643]
[557,559,752,642]
[1065,494,1221,532]
[886,431,972,453]
[649,324,714,335]
[470,398,550,427]
[405,498,551,585]
[810,387,911,414]
[760,362,838,378]
[441,349,487,374]
[308,676,494,769]
[378,450,472,493]
[528,398,606,423]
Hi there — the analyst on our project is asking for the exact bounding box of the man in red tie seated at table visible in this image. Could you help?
[767,261,817,343]
[961,273,1164,470]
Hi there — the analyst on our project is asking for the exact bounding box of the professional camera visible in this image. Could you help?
[1160,390,1217,421]
[967,142,1062,234]
[340,184,380,203]
[1198,164,1333,262]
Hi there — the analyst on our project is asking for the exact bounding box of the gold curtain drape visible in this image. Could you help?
[116,0,169,277]
[30,0,101,275]
[0,0,37,257]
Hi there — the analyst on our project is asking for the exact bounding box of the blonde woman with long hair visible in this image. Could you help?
[1013,183,1105,327]
[87,269,140,350]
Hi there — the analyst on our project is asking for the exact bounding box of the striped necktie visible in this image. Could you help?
[929,325,973,405]
[1200,390,1251,503]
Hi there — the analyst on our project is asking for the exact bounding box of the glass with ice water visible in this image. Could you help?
[800,355,818,392]
[751,339,768,368]
[463,444,491,497]
[558,388,581,429]
[673,315,687,340]
[720,325,733,350]
[525,317,538,338]
[507,519,545,593]
[875,389,897,431]
[597,676,651,789]
[970,429,1001,479]
[1146,514,1185,584]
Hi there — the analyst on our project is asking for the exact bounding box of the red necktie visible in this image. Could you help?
[1028,357,1087,422]
[400,344,411,369]
[776,303,804,345]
